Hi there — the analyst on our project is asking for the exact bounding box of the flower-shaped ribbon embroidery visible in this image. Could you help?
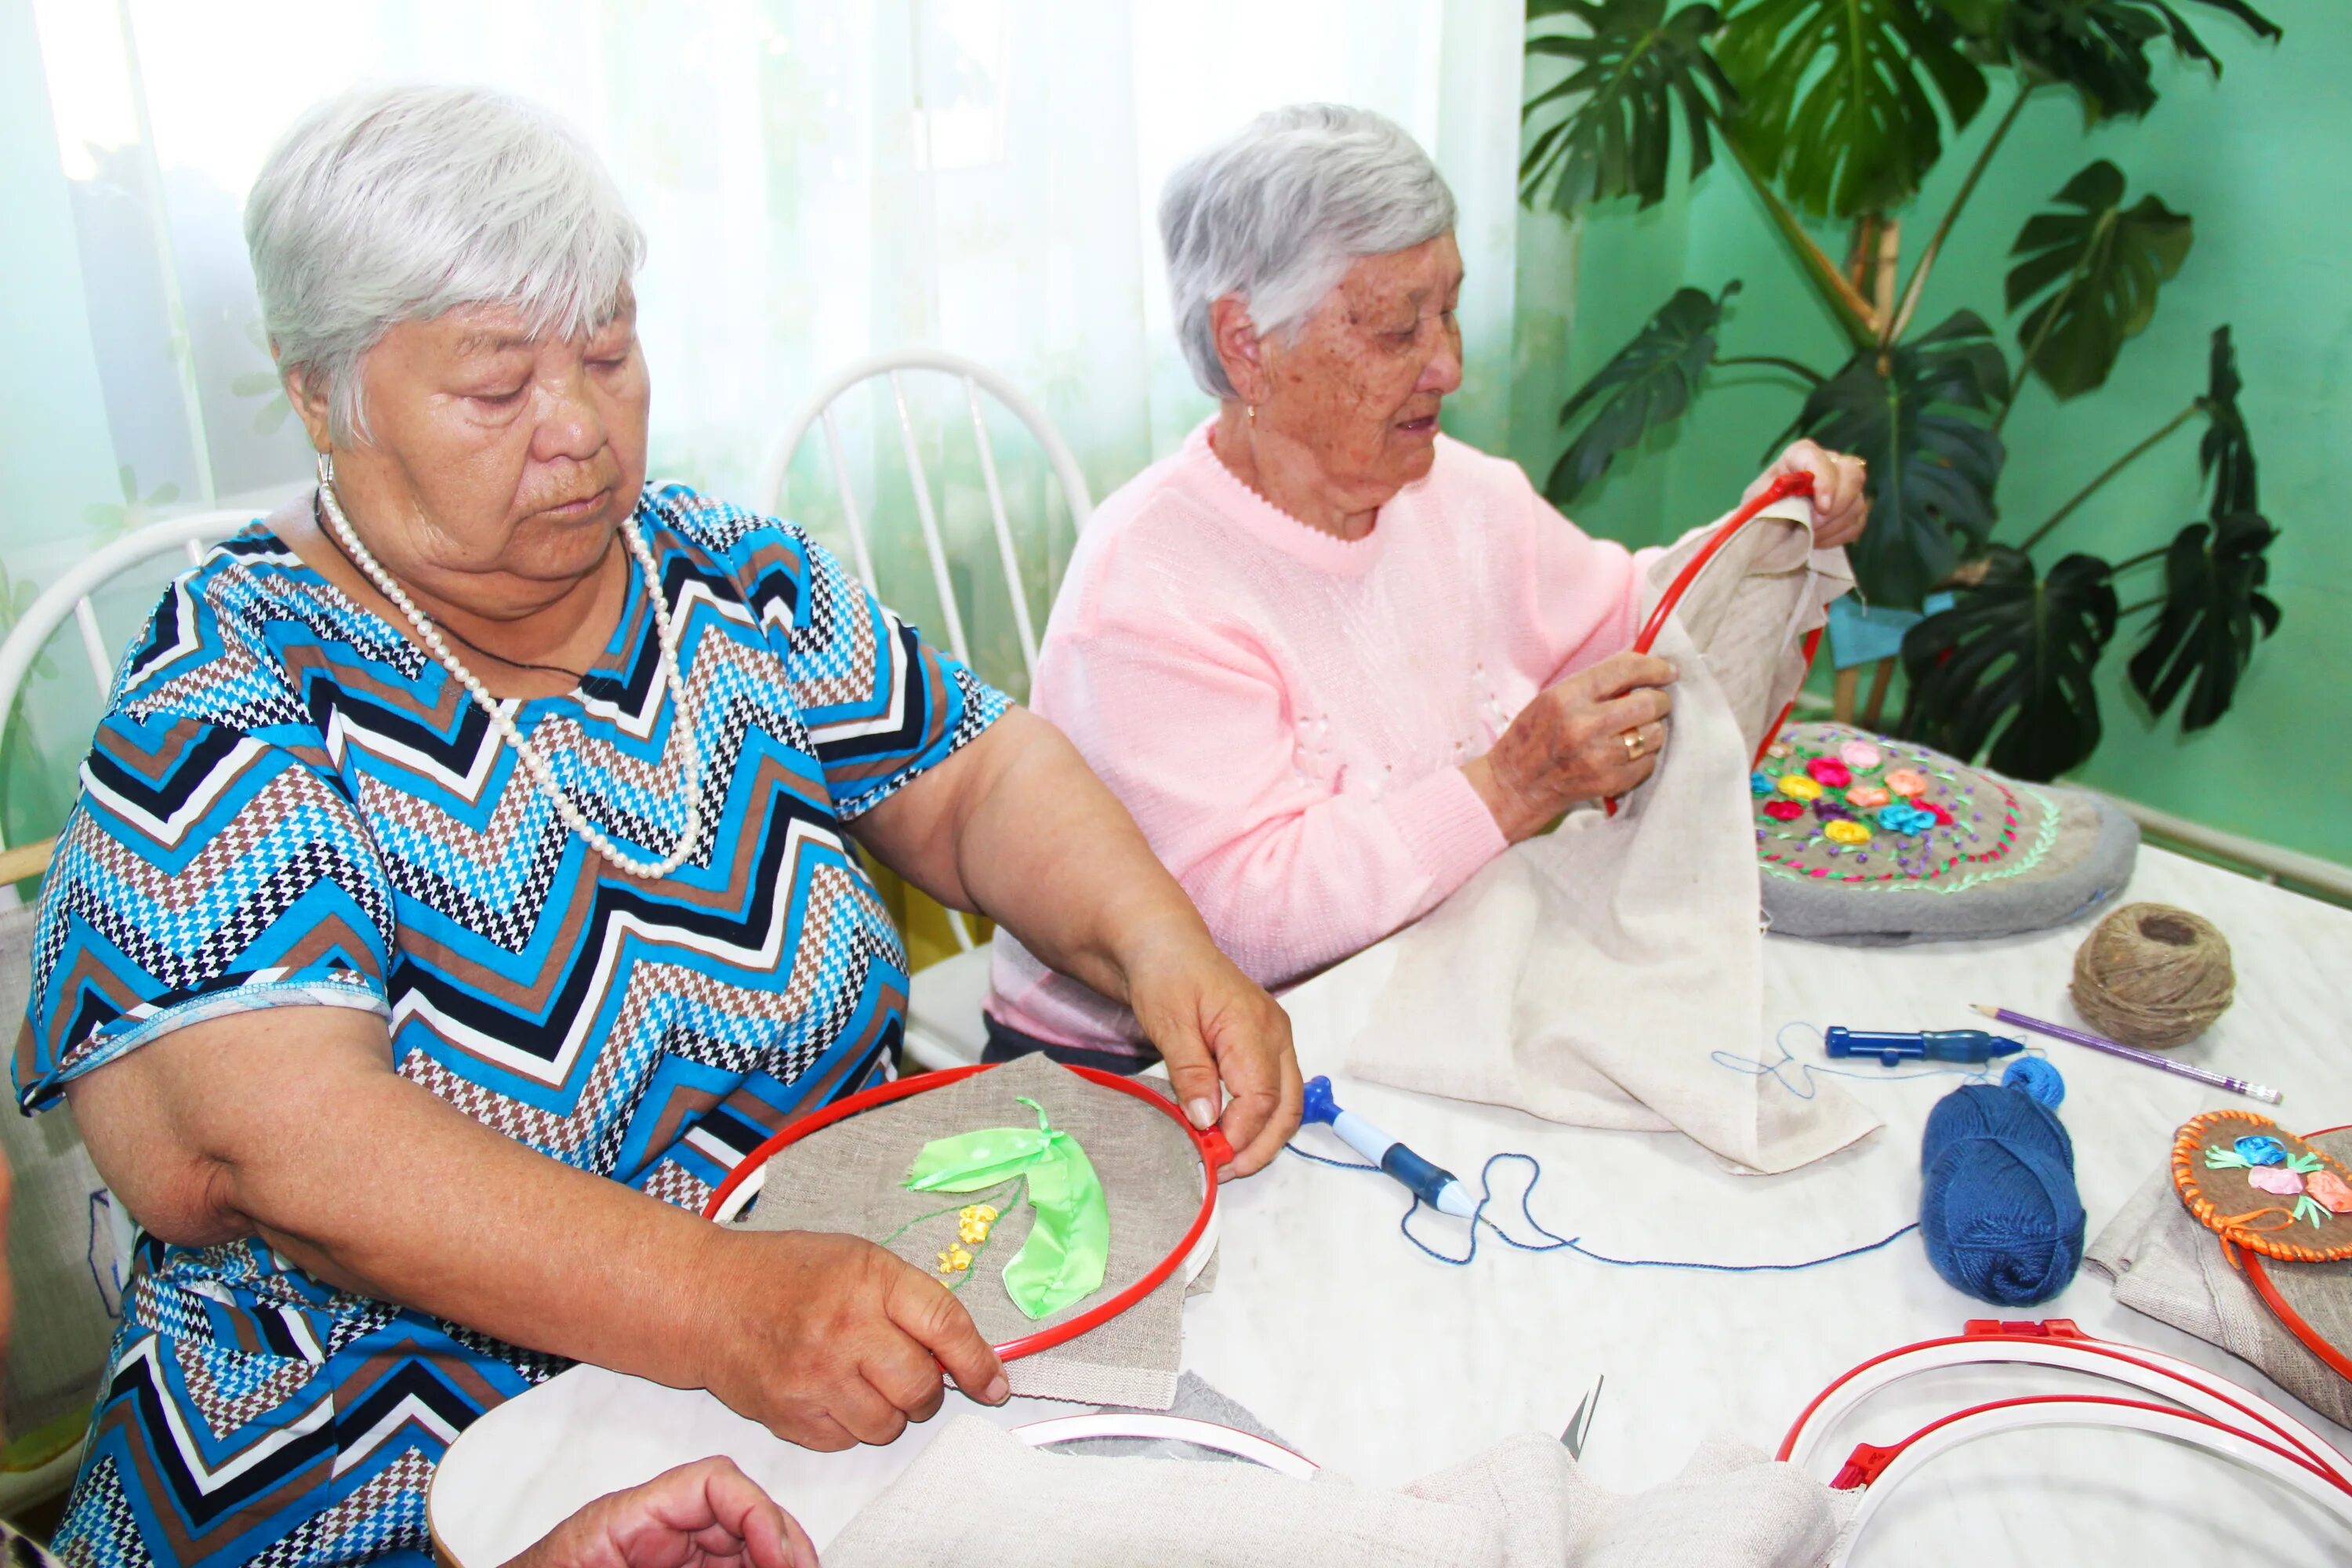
[1885,769,1929,798]
[1751,771,1776,797]
[1807,757,1853,789]
[1762,799,1805,822]
[1813,799,1852,822]
[2307,1170,2352,1215]
[1839,739,1882,771]
[2234,1134,2288,1167]
[905,1098,1109,1319]
[1875,803,1936,837]
[1846,784,1891,810]
[1824,820,1871,845]
[1777,775,1824,800]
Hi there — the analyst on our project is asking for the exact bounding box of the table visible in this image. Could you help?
[430,846,2352,1563]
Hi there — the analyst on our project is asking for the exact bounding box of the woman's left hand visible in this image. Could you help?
[1750,439,1869,550]
[501,1456,817,1568]
[1126,936,1302,1181]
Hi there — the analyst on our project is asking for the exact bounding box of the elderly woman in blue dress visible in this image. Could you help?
[13,85,1299,1566]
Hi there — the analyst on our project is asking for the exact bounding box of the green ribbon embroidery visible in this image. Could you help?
[902,1097,1109,1319]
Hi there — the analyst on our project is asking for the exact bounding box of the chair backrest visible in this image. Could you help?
[0,508,259,857]
[754,349,1094,696]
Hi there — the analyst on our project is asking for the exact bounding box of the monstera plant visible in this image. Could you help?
[1520,0,2284,779]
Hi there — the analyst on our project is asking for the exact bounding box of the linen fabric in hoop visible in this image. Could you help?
[13,481,1007,1567]
[1752,720,2139,945]
[735,1053,1210,1409]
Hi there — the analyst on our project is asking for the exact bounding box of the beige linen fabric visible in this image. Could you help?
[824,1414,1852,1567]
[734,1054,1207,1407]
[2086,1127,2352,1427]
[1341,500,1880,1173]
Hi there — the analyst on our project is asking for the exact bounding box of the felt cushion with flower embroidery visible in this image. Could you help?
[1752,720,2137,944]
[2171,1110,2352,1261]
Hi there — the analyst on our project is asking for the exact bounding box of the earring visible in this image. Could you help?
[1246,404,1257,427]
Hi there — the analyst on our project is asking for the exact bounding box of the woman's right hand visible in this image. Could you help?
[1465,650,1678,841]
[698,1229,1008,1451]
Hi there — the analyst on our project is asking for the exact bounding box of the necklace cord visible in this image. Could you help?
[312,459,704,880]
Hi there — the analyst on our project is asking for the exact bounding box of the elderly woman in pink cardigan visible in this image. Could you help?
[986,105,1869,1073]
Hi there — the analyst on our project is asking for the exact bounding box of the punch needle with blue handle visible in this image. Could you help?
[1301,1076,1478,1219]
[1824,1026,2024,1068]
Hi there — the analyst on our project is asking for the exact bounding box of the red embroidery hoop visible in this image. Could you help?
[704,1062,1230,1363]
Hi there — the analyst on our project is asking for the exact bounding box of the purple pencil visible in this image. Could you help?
[1971,1004,2281,1105]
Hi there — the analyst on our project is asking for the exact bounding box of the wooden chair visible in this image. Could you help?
[757,351,1093,1069]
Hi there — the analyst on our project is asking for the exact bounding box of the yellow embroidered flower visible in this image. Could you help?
[1777,774,1824,800]
[938,1247,974,1275]
[1824,819,1872,845]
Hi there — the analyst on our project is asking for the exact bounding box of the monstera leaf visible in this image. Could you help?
[1965,0,2283,122]
[1901,547,2119,781]
[1717,0,1987,218]
[1545,283,1739,503]
[2125,510,2281,731]
[1783,310,2008,608]
[2198,325,2257,517]
[1521,1,1737,215]
[2008,161,2192,399]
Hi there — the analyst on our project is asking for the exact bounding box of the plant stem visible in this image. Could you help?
[1886,83,2032,345]
[2110,545,2169,573]
[2118,597,2163,617]
[1716,354,1826,383]
[1714,118,1878,347]
[2016,403,2200,554]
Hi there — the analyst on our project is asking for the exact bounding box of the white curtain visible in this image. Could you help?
[1,0,1526,845]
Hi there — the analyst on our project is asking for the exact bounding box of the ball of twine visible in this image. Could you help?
[2071,902,2235,1049]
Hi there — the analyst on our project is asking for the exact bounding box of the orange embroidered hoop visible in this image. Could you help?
[2170,1109,2352,1265]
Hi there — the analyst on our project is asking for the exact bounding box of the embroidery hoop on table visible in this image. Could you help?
[1602,470,1821,818]
[1777,1318,2352,1563]
[704,1063,1228,1363]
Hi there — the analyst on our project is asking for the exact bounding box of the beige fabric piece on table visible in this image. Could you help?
[733,1053,1207,1407]
[1341,499,1880,1173]
[2085,1127,2352,1428]
[824,1414,1853,1567]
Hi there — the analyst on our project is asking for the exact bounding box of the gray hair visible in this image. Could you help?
[1160,104,1457,401]
[245,84,646,442]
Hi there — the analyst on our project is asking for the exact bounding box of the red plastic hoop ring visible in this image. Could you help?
[1604,471,1822,818]
[702,1062,1232,1363]
[2239,1122,2352,1386]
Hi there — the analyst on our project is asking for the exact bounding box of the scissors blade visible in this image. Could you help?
[1559,1374,1604,1459]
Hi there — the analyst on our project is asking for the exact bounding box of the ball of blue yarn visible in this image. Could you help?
[2001,1055,2065,1107]
[1918,1079,2085,1306]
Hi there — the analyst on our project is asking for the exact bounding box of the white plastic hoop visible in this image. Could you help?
[1010,1413,1318,1479]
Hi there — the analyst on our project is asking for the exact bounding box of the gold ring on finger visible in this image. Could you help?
[1622,728,1646,762]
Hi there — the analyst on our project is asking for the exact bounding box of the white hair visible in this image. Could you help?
[245,84,646,442]
[1160,104,1457,401]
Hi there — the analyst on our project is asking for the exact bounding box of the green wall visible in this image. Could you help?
[1507,1,2349,870]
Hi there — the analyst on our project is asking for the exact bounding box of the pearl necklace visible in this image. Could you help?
[314,454,704,880]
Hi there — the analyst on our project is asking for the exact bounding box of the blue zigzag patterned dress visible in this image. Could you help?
[13,481,1009,1566]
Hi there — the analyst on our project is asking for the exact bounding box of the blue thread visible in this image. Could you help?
[1917,1074,2084,1306]
[1287,1145,1918,1273]
[2000,1054,2066,1107]
[1715,1023,2049,1102]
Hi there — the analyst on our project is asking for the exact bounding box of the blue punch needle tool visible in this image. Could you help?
[1301,1076,1478,1218]
[1824,1026,2024,1068]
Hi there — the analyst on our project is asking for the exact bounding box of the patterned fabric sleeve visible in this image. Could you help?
[730,503,1011,819]
[13,704,396,1112]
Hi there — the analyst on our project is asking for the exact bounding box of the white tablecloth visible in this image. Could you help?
[430,847,2352,1564]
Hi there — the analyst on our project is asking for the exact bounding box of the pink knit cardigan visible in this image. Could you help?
[986,421,1644,1055]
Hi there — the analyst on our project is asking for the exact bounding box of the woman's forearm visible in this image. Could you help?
[855,710,1217,1006]
[67,1006,731,1389]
